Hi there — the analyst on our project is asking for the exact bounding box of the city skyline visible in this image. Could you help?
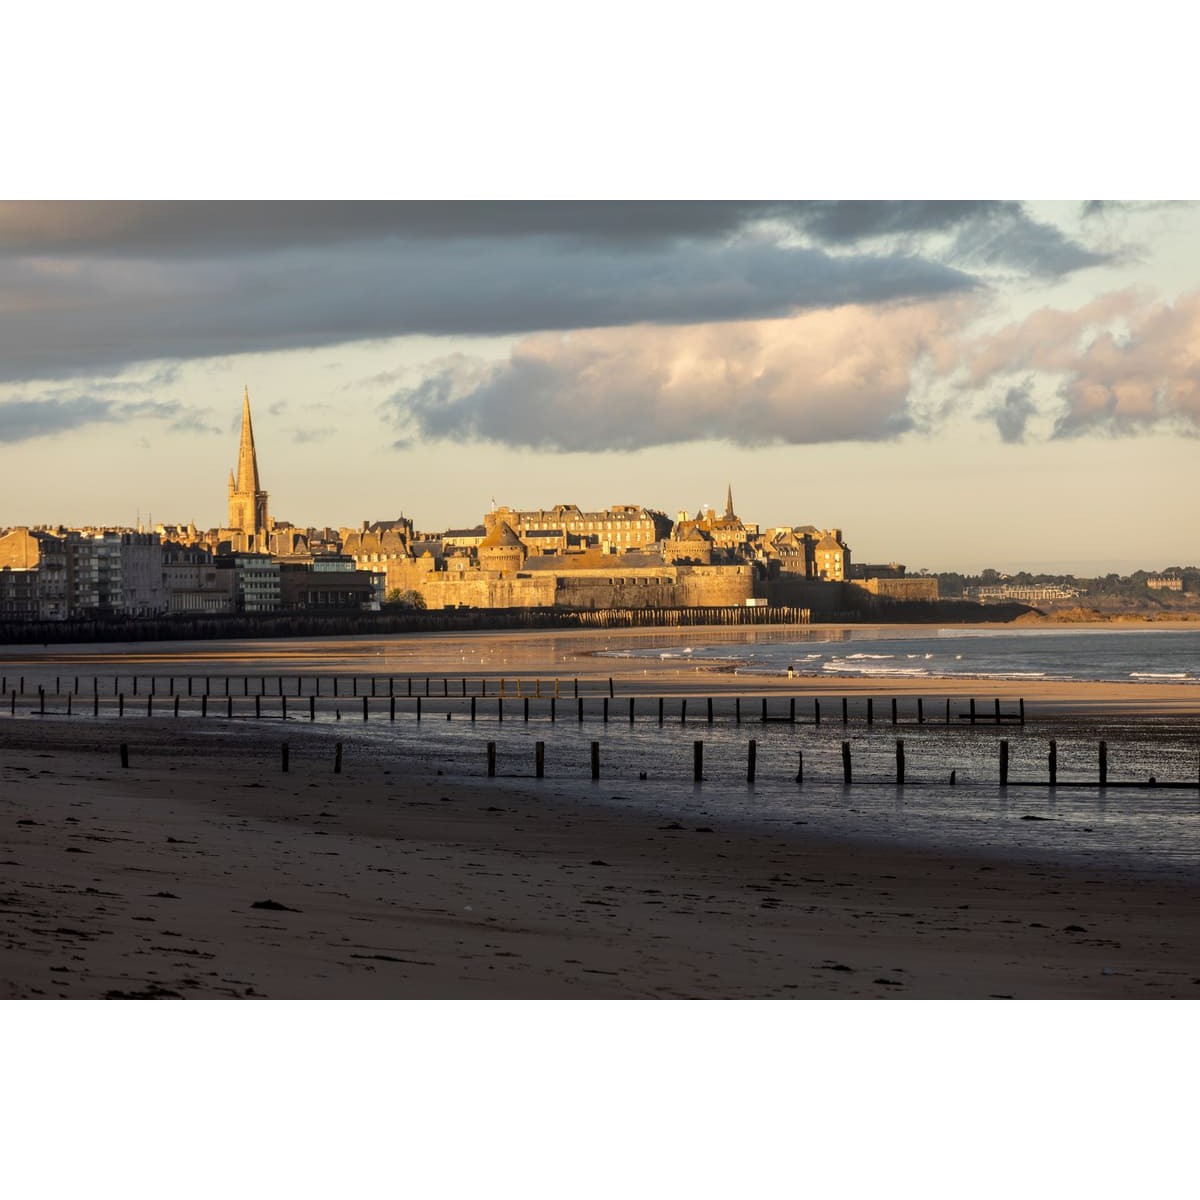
[1,201,1198,574]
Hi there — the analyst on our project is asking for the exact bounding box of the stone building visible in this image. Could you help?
[814,529,852,582]
[490,503,669,554]
[0,528,69,620]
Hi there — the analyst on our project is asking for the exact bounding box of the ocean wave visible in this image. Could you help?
[1130,672,1190,679]
[845,653,894,660]
[823,662,930,677]
[967,671,1048,679]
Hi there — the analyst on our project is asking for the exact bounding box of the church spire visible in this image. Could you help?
[228,386,269,542]
[236,386,260,495]
[724,482,735,520]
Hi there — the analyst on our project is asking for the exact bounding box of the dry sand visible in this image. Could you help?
[2,624,1199,999]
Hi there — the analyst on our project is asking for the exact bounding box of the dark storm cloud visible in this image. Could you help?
[985,383,1038,443]
[0,201,1110,386]
[0,232,975,382]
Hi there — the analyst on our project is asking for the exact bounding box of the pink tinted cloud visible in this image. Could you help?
[393,299,973,451]
[966,290,1200,435]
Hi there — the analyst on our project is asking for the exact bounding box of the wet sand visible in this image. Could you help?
[2,624,1198,999]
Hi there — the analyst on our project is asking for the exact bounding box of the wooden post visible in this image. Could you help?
[310,696,316,721]
[487,741,497,777]
[693,740,703,782]
[814,698,820,726]
[658,697,664,725]
[417,697,423,721]
[535,741,545,779]
[425,677,431,698]
[227,696,232,718]
[591,741,600,780]
[681,699,688,724]
[470,696,477,721]
[39,688,45,715]
[119,693,125,717]
[443,678,449,698]
[146,695,152,717]
[281,695,288,721]
[574,678,579,699]
[735,698,741,724]
[92,692,97,717]
[842,697,848,725]
[969,698,976,725]
[281,743,289,773]
[994,698,1001,725]
[1000,739,1009,787]
[550,697,556,723]
[363,696,369,721]
[524,697,530,722]
[896,739,905,785]
[334,677,340,698]
[119,743,129,769]
[67,694,72,716]
[497,698,504,723]
[555,678,560,699]
[254,695,260,719]
[1019,698,1026,725]
[1049,739,1057,785]
[175,696,181,719]
[747,739,757,783]
[603,697,609,723]
[535,679,541,698]
[1099,740,1108,786]
[708,697,714,724]
[842,741,852,784]
[609,677,614,699]
[577,697,584,723]
[390,696,396,721]
[867,698,874,725]
[891,697,897,725]
[279,675,285,697]
[334,742,343,774]
[132,676,138,696]
[629,697,635,724]
[796,750,804,785]
[917,697,924,725]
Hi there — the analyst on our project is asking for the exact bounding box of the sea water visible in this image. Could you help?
[600,626,1200,684]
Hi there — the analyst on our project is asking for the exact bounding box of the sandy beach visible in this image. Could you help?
[2,623,1199,999]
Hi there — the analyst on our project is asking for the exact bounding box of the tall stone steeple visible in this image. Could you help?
[724,482,735,521]
[227,386,270,548]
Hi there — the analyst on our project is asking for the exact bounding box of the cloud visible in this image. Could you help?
[289,426,335,444]
[965,290,1200,436]
[984,382,1039,443]
[0,392,218,443]
[0,200,1118,385]
[386,301,970,452]
[0,395,116,443]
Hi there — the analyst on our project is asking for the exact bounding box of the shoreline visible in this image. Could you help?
[3,718,1199,1000]
[0,622,1198,719]
[3,625,1199,999]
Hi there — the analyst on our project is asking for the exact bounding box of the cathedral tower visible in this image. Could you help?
[227,387,270,548]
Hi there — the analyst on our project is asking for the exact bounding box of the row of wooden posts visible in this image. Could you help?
[110,736,1200,787]
[11,687,1025,727]
[0,674,606,700]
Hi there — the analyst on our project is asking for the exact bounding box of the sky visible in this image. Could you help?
[1,198,1198,574]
